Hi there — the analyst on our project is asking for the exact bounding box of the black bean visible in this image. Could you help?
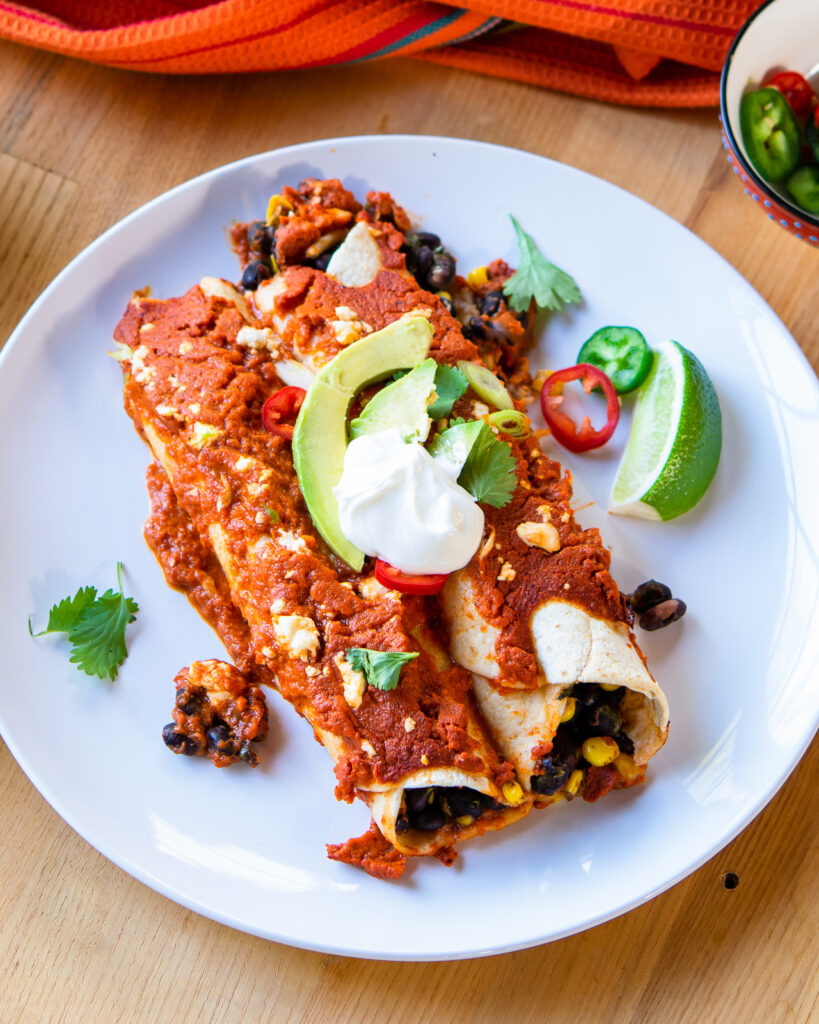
[241,259,272,291]
[463,315,490,341]
[207,723,233,752]
[426,252,456,291]
[617,732,635,756]
[479,290,504,316]
[586,704,622,736]
[176,692,202,716]
[405,230,441,249]
[598,685,625,707]
[162,724,202,757]
[437,293,455,315]
[408,803,448,832]
[531,731,578,794]
[404,787,433,814]
[238,740,260,767]
[162,723,185,750]
[639,598,687,631]
[628,579,673,614]
[312,247,335,271]
[395,816,410,833]
[405,245,433,280]
[439,787,485,821]
[246,220,274,257]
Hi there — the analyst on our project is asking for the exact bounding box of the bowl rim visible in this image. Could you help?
[719,0,819,232]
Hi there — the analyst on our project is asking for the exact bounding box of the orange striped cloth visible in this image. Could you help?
[0,1,764,106]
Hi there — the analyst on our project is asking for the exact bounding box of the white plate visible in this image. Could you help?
[1,136,818,961]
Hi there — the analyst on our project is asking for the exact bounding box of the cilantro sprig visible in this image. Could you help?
[427,364,468,419]
[30,563,139,681]
[503,216,582,314]
[346,648,418,692]
[458,423,517,508]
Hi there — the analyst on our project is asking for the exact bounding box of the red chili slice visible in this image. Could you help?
[374,559,449,595]
[539,363,620,454]
[766,70,816,120]
[262,386,306,440]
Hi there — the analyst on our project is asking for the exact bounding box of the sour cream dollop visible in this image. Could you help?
[333,428,484,575]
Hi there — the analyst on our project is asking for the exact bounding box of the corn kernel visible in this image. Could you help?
[565,769,584,798]
[456,815,475,827]
[614,752,642,783]
[501,781,525,806]
[467,266,489,288]
[599,683,621,691]
[265,193,293,226]
[560,697,577,724]
[436,290,452,301]
[582,736,620,767]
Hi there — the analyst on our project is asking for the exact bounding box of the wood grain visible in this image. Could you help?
[1,35,817,1024]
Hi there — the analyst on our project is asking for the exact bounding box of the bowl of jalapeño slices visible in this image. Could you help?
[720,0,819,245]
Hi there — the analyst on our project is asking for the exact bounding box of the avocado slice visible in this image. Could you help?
[291,315,434,570]
[349,358,438,443]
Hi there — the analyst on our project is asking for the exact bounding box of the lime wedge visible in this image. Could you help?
[609,340,721,521]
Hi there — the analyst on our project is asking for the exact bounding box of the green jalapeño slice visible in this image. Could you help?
[739,87,801,182]
[577,326,653,395]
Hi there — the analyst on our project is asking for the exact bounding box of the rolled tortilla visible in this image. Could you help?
[115,283,530,871]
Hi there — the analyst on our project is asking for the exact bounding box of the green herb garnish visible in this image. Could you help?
[265,506,280,523]
[428,364,468,419]
[503,215,582,314]
[346,648,419,692]
[29,562,139,681]
[457,421,517,508]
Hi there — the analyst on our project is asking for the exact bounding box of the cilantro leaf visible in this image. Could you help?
[265,506,280,524]
[427,364,468,419]
[457,422,517,508]
[346,648,419,692]
[30,586,98,637]
[30,563,139,681]
[503,216,582,314]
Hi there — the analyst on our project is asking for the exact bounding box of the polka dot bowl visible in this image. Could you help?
[720,0,819,247]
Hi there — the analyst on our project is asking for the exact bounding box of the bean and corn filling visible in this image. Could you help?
[235,178,531,388]
[395,785,506,833]
[531,684,637,800]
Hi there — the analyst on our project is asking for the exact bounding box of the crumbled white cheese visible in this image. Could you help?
[335,653,366,709]
[272,613,320,661]
[498,561,516,581]
[130,345,155,385]
[190,422,223,449]
[420,754,429,766]
[404,717,416,733]
[235,456,254,472]
[179,341,193,355]
[330,320,362,347]
[516,521,561,552]
[472,401,490,418]
[361,740,377,757]
[156,404,185,423]
[139,323,155,333]
[236,325,278,353]
[277,529,307,553]
[356,576,401,603]
[270,598,285,615]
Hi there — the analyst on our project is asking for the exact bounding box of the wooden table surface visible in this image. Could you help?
[1,37,817,1024]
